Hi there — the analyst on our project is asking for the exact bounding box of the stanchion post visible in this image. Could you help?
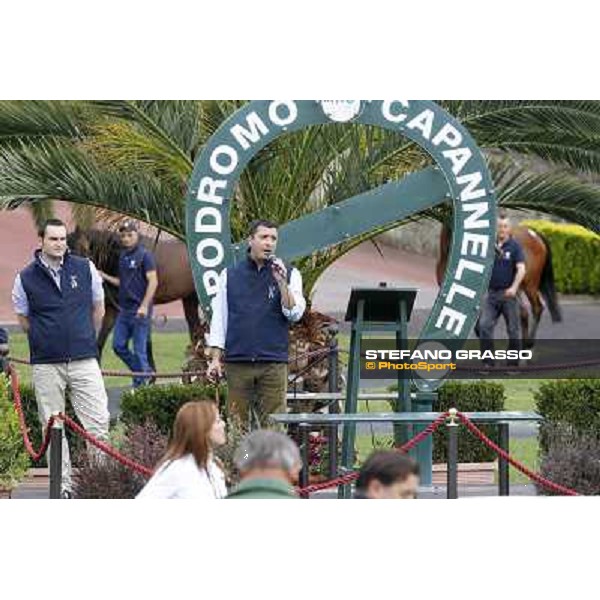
[498,423,510,497]
[327,332,339,479]
[327,332,339,395]
[299,422,310,499]
[49,417,63,500]
[446,408,459,500]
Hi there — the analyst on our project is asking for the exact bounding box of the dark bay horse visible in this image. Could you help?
[436,223,562,348]
[68,228,204,368]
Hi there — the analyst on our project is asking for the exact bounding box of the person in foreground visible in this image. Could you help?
[354,451,420,499]
[137,400,227,499]
[227,430,301,499]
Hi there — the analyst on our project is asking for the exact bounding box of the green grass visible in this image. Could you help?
[9,331,191,388]
[494,379,542,411]
[506,437,540,484]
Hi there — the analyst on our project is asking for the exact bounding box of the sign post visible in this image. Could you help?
[186,100,497,487]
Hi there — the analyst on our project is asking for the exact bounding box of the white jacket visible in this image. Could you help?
[136,454,227,499]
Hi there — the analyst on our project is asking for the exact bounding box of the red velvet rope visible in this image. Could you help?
[9,364,581,497]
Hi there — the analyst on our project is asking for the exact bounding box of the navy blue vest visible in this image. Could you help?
[20,252,98,364]
[225,256,292,363]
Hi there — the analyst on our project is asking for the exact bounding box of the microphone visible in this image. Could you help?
[265,252,286,278]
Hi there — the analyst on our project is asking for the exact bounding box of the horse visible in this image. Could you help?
[436,223,562,349]
[68,228,204,370]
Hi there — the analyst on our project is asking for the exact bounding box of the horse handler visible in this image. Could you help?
[99,220,158,387]
[478,212,527,366]
[12,218,110,498]
[206,219,306,429]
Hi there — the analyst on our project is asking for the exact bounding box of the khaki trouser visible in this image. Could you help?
[32,358,110,493]
[225,362,287,430]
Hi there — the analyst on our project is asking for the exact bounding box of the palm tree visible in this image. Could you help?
[1,100,600,387]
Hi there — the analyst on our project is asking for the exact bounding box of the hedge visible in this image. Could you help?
[522,220,600,294]
[433,382,506,463]
[390,381,506,463]
[120,382,227,436]
[0,375,29,490]
[535,379,600,453]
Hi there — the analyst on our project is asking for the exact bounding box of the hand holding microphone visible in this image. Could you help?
[266,253,287,283]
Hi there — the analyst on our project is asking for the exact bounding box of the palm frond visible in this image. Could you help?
[0,139,184,237]
[0,100,90,143]
[2,100,600,301]
[490,157,600,234]
[90,100,195,169]
[446,101,600,175]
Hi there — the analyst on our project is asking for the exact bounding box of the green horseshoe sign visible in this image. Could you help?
[185,100,497,391]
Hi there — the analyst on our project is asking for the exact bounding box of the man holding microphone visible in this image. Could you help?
[207,219,306,429]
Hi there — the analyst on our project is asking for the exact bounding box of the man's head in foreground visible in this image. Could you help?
[234,430,301,484]
[355,451,420,499]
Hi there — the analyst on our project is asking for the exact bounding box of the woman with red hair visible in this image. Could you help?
[137,400,227,499]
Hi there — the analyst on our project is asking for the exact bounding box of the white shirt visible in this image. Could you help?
[207,266,306,350]
[136,455,227,499]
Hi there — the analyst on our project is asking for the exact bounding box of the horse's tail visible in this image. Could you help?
[537,230,562,322]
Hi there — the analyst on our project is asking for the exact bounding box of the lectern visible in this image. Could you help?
[340,286,434,498]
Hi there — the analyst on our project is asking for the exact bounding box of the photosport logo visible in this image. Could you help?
[186,100,498,391]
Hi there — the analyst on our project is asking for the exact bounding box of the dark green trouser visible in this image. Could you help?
[225,362,287,430]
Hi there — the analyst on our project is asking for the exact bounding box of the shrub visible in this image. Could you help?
[433,382,506,463]
[535,379,600,452]
[0,375,30,491]
[538,424,600,495]
[120,382,227,436]
[214,413,246,487]
[522,220,600,294]
[72,421,168,499]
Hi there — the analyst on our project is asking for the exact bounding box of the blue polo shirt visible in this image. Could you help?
[118,245,157,313]
[489,237,525,290]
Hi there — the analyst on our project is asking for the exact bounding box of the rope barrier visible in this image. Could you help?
[9,346,334,379]
[60,415,152,477]
[9,365,153,477]
[10,366,55,462]
[296,412,451,495]
[8,363,582,497]
[456,411,579,496]
[455,357,600,374]
[11,348,600,379]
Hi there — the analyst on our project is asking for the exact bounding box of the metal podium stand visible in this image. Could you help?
[339,286,435,497]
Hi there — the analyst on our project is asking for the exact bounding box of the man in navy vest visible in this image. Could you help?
[207,220,306,429]
[479,213,527,366]
[98,220,158,387]
[12,218,110,498]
